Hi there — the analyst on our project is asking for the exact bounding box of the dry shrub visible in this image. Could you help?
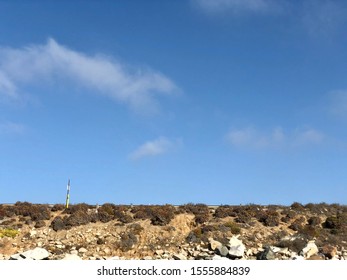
[131,205,153,220]
[180,203,210,224]
[307,216,322,226]
[97,211,113,223]
[34,220,46,228]
[64,210,91,227]
[64,203,90,214]
[12,202,50,221]
[131,205,175,226]
[289,216,306,231]
[298,225,320,238]
[214,205,236,218]
[51,204,65,212]
[116,232,138,252]
[257,210,280,227]
[127,223,144,235]
[224,221,241,234]
[150,205,175,226]
[186,228,203,243]
[51,216,65,231]
[276,236,308,253]
[290,202,305,212]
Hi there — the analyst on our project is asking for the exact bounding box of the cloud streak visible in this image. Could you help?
[329,90,347,118]
[0,121,26,135]
[0,38,177,111]
[226,126,324,149]
[129,137,178,161]
[192,0,282,15]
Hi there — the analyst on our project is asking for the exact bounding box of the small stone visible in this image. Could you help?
[321,245,337,259]
[216,246,229,257]
[208,238,223,251]
[257,246,276,260]
[63,254,82,260]
[155,249,164,255]
[173,253,187,260]
[70,250,78,255]
[78,247,88,253]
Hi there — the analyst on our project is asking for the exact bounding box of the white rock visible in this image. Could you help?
[63,254,82,260]
[78,247,88,253]
[301,241,318,259]
[228,236,245,258]
[20,247,50,260]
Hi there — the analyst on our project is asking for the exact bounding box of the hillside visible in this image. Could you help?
[0,202,347,260]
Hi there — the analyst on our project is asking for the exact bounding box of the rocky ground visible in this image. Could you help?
[0,202,347,260]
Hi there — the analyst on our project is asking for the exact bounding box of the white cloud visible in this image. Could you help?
[0,38,177,111]
[0,121,26,135]
[129,137,177,161]
[192,0,282,15]
[226,126,324,149]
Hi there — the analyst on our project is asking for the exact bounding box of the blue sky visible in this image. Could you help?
[1,0,347,205]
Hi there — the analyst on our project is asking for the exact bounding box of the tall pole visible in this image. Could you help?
[65,179,70,209]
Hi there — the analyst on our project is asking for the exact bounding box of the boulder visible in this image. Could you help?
[228,236,245,258]
[11,247,50,260]
[321,245,337,259]
[300,240,319,259]
[208,238,223,251]
[257,246,276,260]
[216,245,229,257]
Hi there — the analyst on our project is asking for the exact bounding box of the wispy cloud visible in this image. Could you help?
[226,126,324,149]
[329,90,347,118]
[301,0,347,37]
[193,0,347,37]
[129,137,179,161]
[192,0,283,15]
[0,121,26,135]
[0,38,177,112]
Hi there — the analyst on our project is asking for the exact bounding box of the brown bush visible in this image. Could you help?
[224,221,241,234]
[99,203,116,216]
[115,212,133,224]
[276,236,308,253]
[51,204,65,212]
[63,203,90,214]
[150,205,175,226]
[131,205,175,226]
[64,210,91,227]
[180,203,210,224]
[116,232,138,252]
[51,216,65,231]
[298,225,320,238]
[290,202,305,211]
[97,211,113,223]
[12,202,50,221]
[34,220,46,228]
[131,205,153,220]
[186,228,203,243]
[214,205,236,218]
[257,210,280,227]
[289,216,306,231]
[308,216,322,226]
[127,223,144,235]
[235,210,252,224]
